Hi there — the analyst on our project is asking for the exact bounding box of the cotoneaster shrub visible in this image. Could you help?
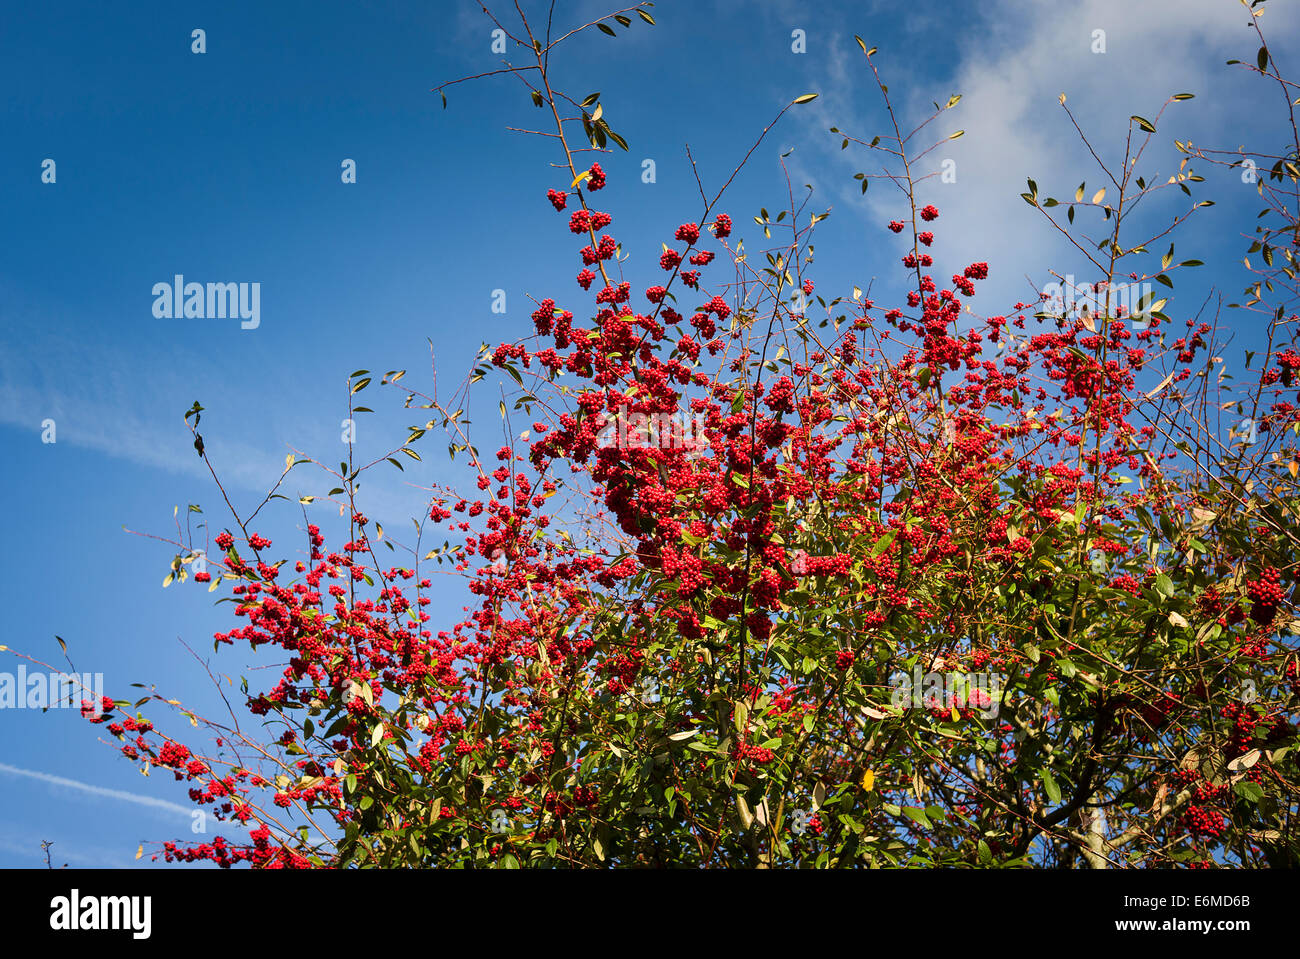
[15,1,1300,868]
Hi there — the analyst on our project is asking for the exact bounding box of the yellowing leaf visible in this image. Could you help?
[861,769,875,792]
[571,170,591,188]
[135,844,144,861]
[1091,188,1106,205]
[1145,370,1176,398]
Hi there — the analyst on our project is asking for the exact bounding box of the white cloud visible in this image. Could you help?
[784,0,1300,312]
[0,761,193,819]
[0,302,286,492]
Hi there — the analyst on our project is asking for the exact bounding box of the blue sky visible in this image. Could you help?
[1,0,1298,866]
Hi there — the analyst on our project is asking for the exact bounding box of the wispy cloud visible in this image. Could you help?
[0,293,438,528]
[0,331,288,498]
[0,761,194,819]
[781,0,1300,311]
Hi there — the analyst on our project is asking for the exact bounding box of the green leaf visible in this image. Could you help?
[1041,769,1062,804]
[604,125,629,151]
[901,806,931,829]
[733,701,749,733]
[1233,780,1264,803]
[1154,573,1174,598]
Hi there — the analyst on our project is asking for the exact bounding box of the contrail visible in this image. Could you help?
[0,761,192,818]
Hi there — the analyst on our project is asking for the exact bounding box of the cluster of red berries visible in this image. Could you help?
[1111,573,1143,597]
[733,741,775,765]
[79,695,116,723]
[1246,566,1285,625]
[674,222,700,244]
[1180,804,1226,839]
[568,209,613,234]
